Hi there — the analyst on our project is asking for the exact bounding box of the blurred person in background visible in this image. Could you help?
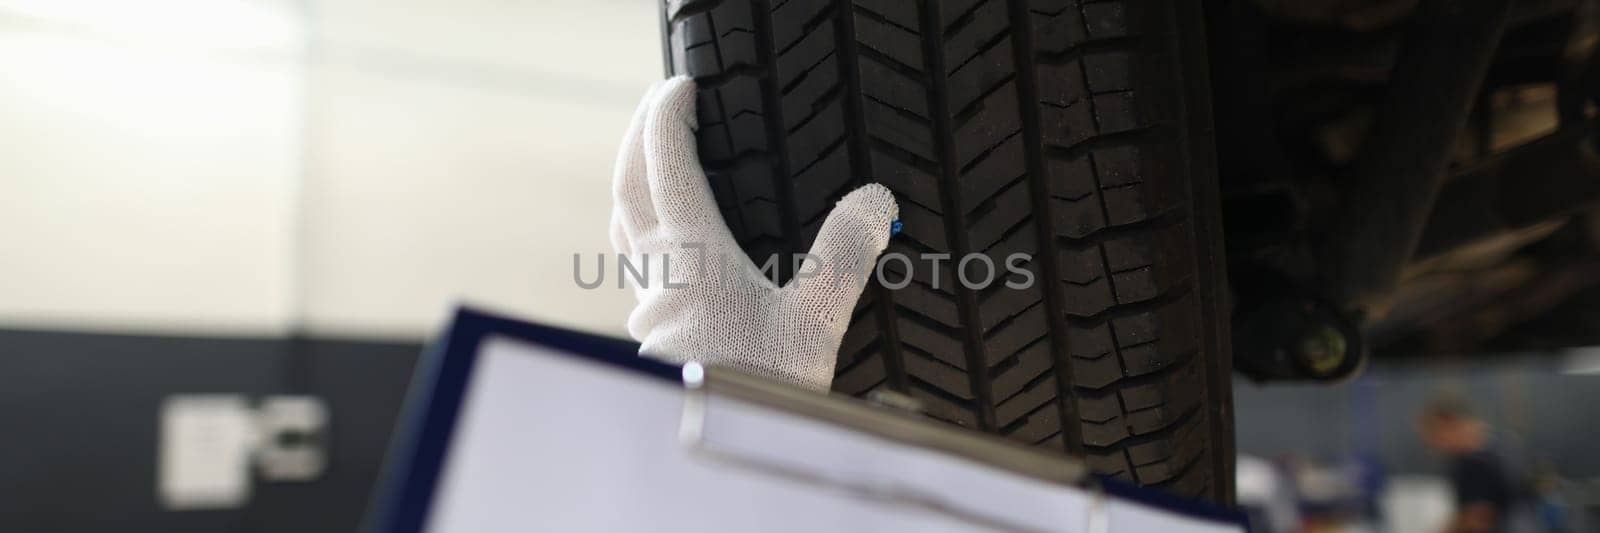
[1529,462,1580,532]
[1418,395,1514,532]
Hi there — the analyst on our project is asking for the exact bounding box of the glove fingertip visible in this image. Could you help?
[838,183,899,239]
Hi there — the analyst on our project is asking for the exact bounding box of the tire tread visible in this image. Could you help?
[665,0,1234,503]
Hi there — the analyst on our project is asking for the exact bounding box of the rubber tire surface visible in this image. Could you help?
[663,0,1235,503]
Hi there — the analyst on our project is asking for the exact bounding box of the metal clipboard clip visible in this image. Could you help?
[677,363,1107,533]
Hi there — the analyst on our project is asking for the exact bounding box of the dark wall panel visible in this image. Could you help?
[0,329,420,533]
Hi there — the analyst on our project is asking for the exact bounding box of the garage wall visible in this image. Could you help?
[0,0,305,337]
[298,0,655,339]
[0,1,657,531]
[0,0,655,341]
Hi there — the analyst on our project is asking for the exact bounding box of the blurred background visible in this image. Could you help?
[0,0,649,530]
[1,1,1598,532]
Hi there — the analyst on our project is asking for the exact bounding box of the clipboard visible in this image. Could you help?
[364,307,1248,532]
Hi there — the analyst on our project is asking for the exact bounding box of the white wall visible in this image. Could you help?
[0,1,304,336]
[0,0,656,339]
[299,0,656,338]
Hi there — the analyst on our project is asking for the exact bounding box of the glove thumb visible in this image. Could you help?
[786,184,898,319]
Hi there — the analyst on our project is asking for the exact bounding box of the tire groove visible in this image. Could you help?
[1073,349,1198,394]
[942,0,988,35]
[863,93,933,124]
[775,2,839,57]
[1008,0,1084,456]
[694,63,770,88]
[979,299,1044,341]
[856,45,931,84]
[1043,125,1158,160]
[779,51,839,93]
[923,0,997,431]
[700,148,774,172]
[906,343,973,374]
[868,136,942,174]
[894,302,967,336]
[835,335,882,374]
[750,0,803,283]
[997,378,1058,431]
[966,170,1028,217]
[783,86,843,135]
[957,129,1022,174]
[947,21,1012,76]
[1053,206,1186,245]
[787,135,848,182]
[907,376,979,413]
[1080,403,1199,451]
[1150,452,1203,487]
[1063,280,1191,325]
[1035,35,1143,63]
[951,73,1019,124]
[853,2,922,36]
[974,204,1032,252]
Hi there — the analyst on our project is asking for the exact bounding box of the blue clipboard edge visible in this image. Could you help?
[363,306,1249,532]
[1098,475,1251,530]
[363,306,676,533]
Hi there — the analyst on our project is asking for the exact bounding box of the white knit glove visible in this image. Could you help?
[610,76,899,391]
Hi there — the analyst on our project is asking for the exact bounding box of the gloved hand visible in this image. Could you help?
[609,76,899,391]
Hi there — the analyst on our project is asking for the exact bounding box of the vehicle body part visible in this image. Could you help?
[1211,0,1600,360]
[1320,0,1513,316]
[1233,297,1365,382]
